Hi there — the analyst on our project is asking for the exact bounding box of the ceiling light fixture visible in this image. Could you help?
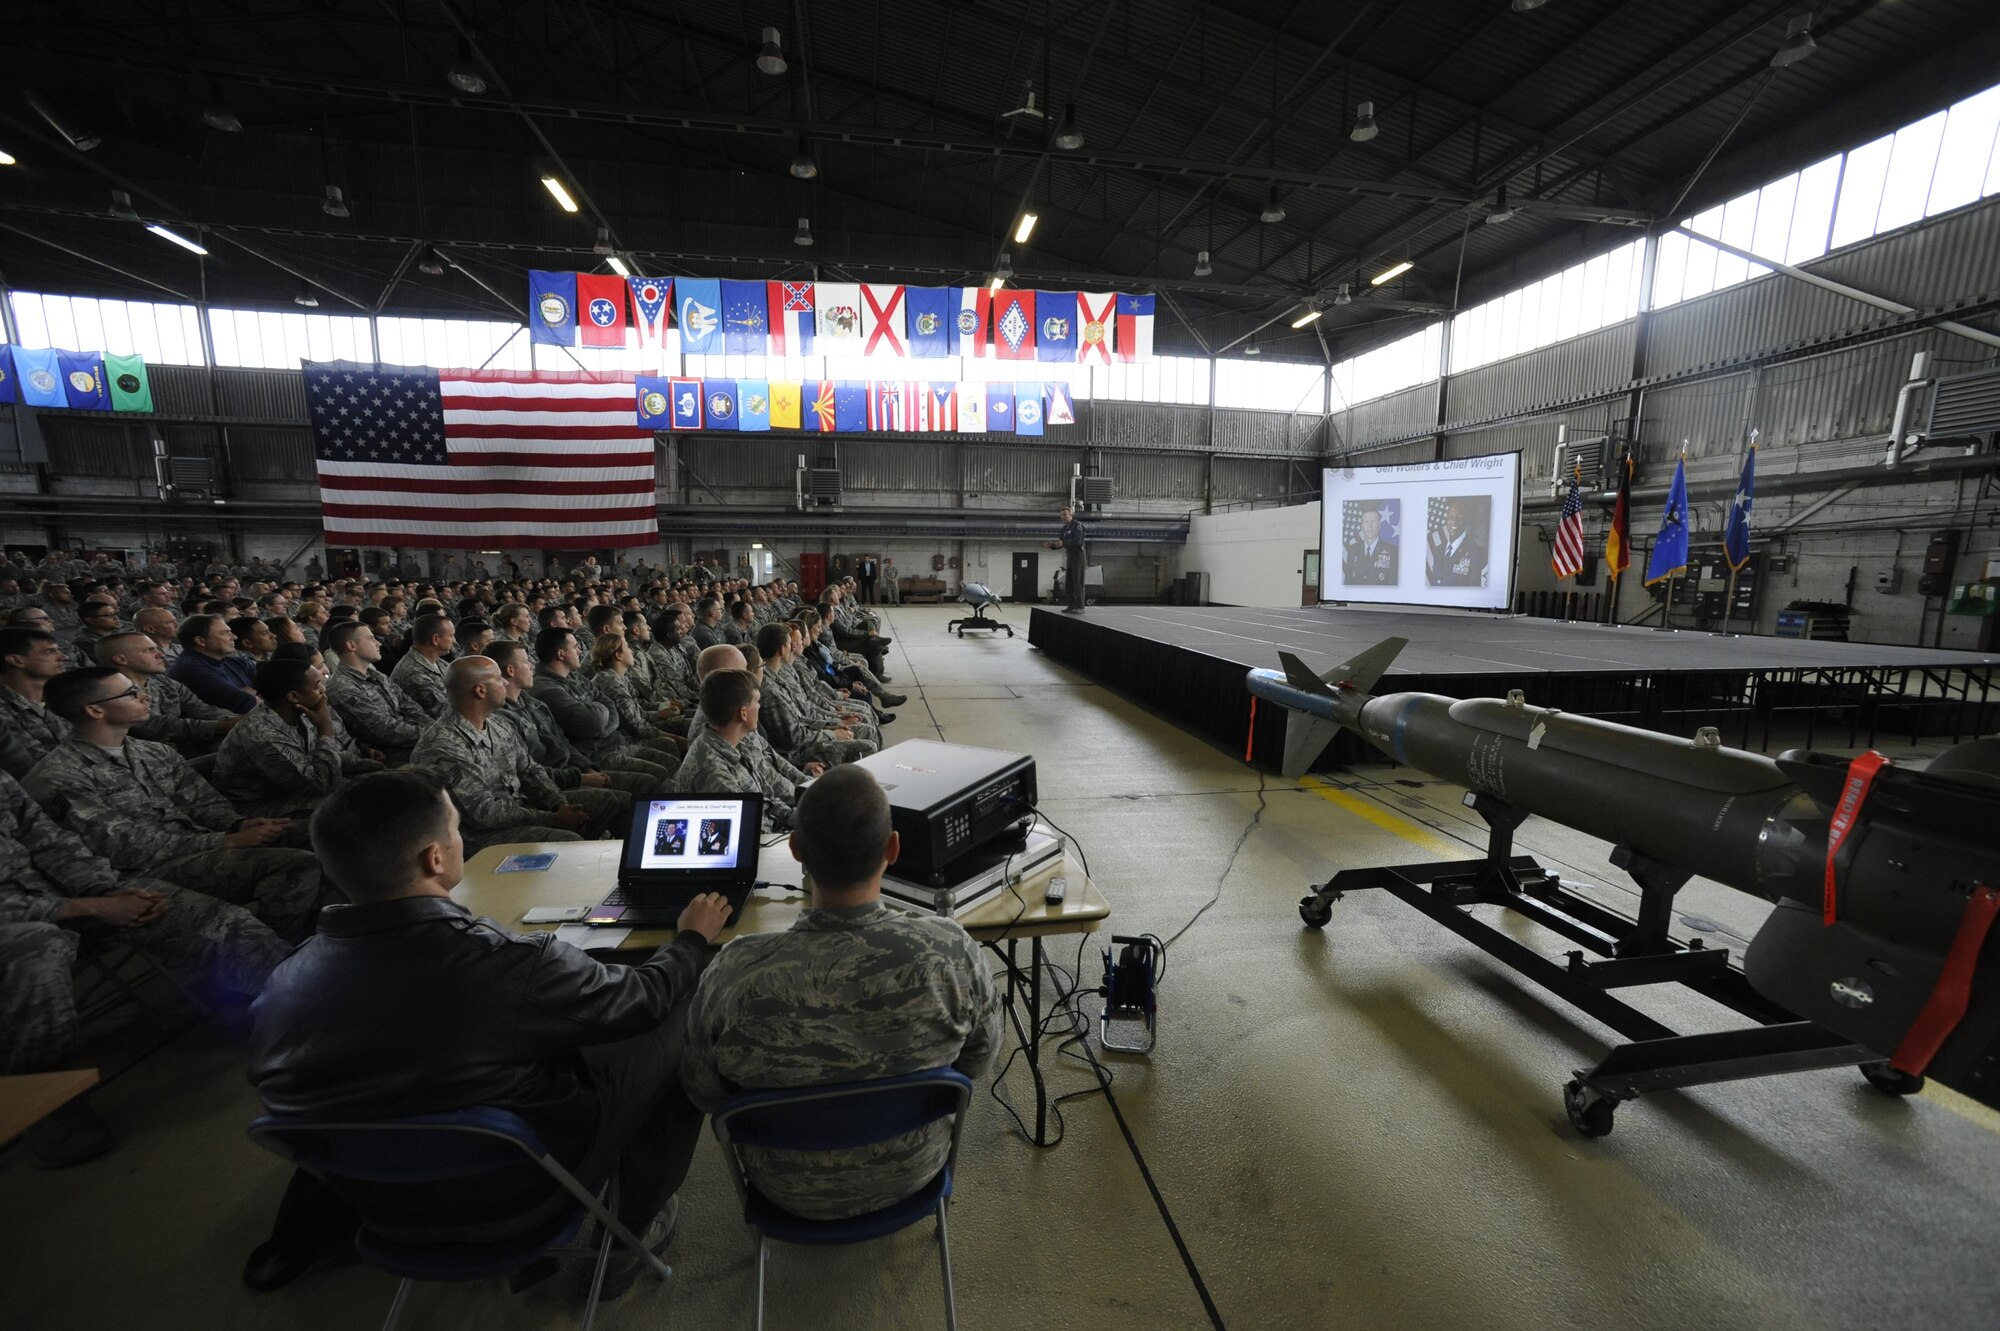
[1511,0,1550,11]
[447,40,488,95]
[1244,344,1261,356]
[1260,186,1287,224]
[0,148,15,166]
[294,284,320,308]
[322,184,351,218]
[789,137,818,179]
[1334,282,1352,306]
[200,85,243,134]
[988,275,1004,292]
[1290,306,1323,329]
[541,175,579,213]
[1770,12,1818,68]
[1484,186,1519,225]
[605,254,632,277]
[1349,101,1379,143]
[593,225,613,256]
[109,189,140,222]
[1371,260,1413,285]
[26,92,99,151]
[1054,103,1084,151]
[995,251,1015,279]
[417,247,447,276]
[757,27,788,76]
[794,217,814,247]
[145,224,208,256]
[1013,212,1038,245]
[1194,249,1213,277]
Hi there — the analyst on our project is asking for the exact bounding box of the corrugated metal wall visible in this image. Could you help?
[1339,381,1437,449]
[1446,322,1636,423]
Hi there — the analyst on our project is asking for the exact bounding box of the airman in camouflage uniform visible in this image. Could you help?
[0,921,78,1076]
[527,632,675,786]
[132,669,237,752]
[211,699,381,818]
[674,722,796,830]
[0,628,73,779]
[326,659,430,757]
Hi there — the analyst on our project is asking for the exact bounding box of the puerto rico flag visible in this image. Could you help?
[927,383,958,431]
[576,274,629,348]
[768,281,816,356]
[993,290,1037,361]
[862,284,907,357]
[1076,292,1117,363]
[952,287,990,357]
[629,278,673,347]
[1115,293,1155,362]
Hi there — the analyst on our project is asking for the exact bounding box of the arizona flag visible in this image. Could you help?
[993,290,1037,361]
[952,287,990,357]
[807,380,838,433]
[768,281,816,356]
[528,270,577,346]
[1115,293,1155,361]
[1035,291,1078,362]
[576,274,628,348]
[957,382,987,432]
[628,277,673,347]
[861,284,907,357]
[927,383,958,431]
[668,377,704,430]
[816,283,864,355]
[1076,292,1117,363]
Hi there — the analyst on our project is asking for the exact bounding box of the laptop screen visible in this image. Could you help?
[620,794,763,883]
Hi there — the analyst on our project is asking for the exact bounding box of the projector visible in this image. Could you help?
[851,739,1037,883]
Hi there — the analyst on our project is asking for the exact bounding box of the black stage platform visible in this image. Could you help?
[1028,604,2000,767]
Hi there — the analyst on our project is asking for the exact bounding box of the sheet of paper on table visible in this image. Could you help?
[554,924,632,951]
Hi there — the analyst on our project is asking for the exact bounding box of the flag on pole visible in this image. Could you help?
[815,284,864,355]
[952,287,990,357]
[906,287,952,358]
[1035,291,1078,362]
[1115,293,1155,361]
[628,278,673,348]
[768,281,815,356]
[576,274,629,348]
[305,362,658,549]
[528,271,578,345]
[1645,454,1690,585]
[636,376,674,429]
[1551,469,1586,580]
[676,279,722,355]
[1605,452,1632,582]
[1724,443,1757,570]
[722,281,769,355]
[993,290,1037,361]
[668,377,704,430]
[105,354,154,413]
[1076,292,1117,363]
[58,351,111,410]
[861,284,907,357]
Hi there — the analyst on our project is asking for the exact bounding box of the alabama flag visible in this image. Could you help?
[862,284,907,357]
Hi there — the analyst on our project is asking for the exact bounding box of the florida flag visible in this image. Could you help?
[767,281,816,356]
[1076,292,1117,363]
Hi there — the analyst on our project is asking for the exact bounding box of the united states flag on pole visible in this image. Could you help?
[1550,471,1586,580]
[305,362,658,550]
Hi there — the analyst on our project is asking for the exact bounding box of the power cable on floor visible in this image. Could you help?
[1160,769,1267,953]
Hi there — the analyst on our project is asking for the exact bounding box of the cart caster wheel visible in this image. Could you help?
[1299,894,1333,929]
[1860,1062,1925,1096]
[1564,1079,1616,1138]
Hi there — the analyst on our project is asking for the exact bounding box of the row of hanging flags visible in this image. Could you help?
[528,272,1157,363]
[635,376,1076,435]
[0,345,155,412]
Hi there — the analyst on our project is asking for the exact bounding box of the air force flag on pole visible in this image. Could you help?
[1645,454,1691,585]
[1724,444,1756,570]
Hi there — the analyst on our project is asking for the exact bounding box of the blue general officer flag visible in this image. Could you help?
[1035,291,1077,363]
[0,346,16,404]
[677,279,722,355]
[528,270,578,346]
[703,380,740,431]
[1723,445,1756,570]
[636,375,674,429]
[986,382,1013,431]
[905,287,953,359]
[13,348,67,407]
[58,352,111,410]
[833,381,868,433]
[738,379,771,432]
[1645,454,1691,584]
[721,280,769,355]
[1014,383,1045,436]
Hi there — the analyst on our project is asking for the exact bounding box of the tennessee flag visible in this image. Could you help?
[993,290,1037,361]
[1076,292,1117,363]
[770,381,803,430]
[575,274,628,348]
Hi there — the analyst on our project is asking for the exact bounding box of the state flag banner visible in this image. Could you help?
[738,379,772,432]
[722,280,769,356]
[668,376,704,430]
[833,381,868,433]
[1076,292,1118,364]
[904,381,931,432]
[993,290,1037,361]
[807,380,838,433]
[952,287,990,357]
[58,351,111,411]
[957,382,987,432]
[703,380,740,431]
[986,382,1014,428]
[0,345,16,404]
[1035,291,1078,363]
[13,348,66,407]
[105,353,153,413]
[866,381,906,431]
[906,287,953,359]
[770,381,803,431]
[629,278,673,347]
[768,281,816,357]
[1044,381,1076,426]
[1116,293,1155,362]
[576,274,629,348]
[862,284,907,357]
[529,270,579,346]
[636,375,674,429]
[928,383,958,432]
[676,279,722,356]
[816,283,865,356]
[1014,383,1045,436]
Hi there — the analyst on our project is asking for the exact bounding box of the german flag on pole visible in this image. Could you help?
[1604,451,1632,582]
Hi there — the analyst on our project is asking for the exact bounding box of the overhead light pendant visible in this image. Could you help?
[995,251,1015,279]
[26,92,99,151]
[322,184,351,218]
[417,246,447,276]
[447,40,488,94]
[145,224,208,256]
[593,225,614,256]
[1511,0,1550,11]
[1194,249,1213,277]
[1371,260,1413,285]
[757,27,788,76]
[1013,212,1039,244]
[788,136,818,179]
[1349,101,1379,143]
[0,149,15,166]
[1244,344,1261,356]
[794,217,814,247]
[1290,306,1323,329]
[1260,186,1286,224]
[1484,186,1518,225]
[605,254,632,276]
[1770,12,1818,68]
[200,83,243,134]
[541,175,579,213]
[109,189,141,222]
[988,275,1005,292]
[1054,103,1084,151]
[1334,282,1352,306]
[294,284,320,308]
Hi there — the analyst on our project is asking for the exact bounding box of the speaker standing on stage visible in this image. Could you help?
[1047,506,1087,614]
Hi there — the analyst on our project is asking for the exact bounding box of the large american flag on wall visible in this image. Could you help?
[304,362,658,550]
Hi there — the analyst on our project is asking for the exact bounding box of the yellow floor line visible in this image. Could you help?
[1922,1081,2000,1135]
[1297,775,1464,859]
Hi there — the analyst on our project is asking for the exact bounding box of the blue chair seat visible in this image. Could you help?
[743,1168,952,1247]
[355,1208,586,1282]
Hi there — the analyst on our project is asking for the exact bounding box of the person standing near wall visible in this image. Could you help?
[1047,506,1087,614]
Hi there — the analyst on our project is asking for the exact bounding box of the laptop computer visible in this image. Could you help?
[586,793,764,927]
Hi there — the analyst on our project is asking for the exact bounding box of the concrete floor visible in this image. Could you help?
[3,602,1996,1331]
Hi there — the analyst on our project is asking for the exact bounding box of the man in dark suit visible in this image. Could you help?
[1342,509,1398,585]
[855,556,879,605]
[1428,499,1489,587]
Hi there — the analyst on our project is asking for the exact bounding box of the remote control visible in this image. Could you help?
[1044,876,1068,905]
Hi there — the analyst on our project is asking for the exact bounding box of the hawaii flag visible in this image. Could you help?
[957,382,987,431]
[866,380,909,431]
[862,284,907,357]
[952,287,990,357]
[628,278,673,348]
[816,283,864,355]
[1076,292,1117,363]
[767,281,816,356]
[993,290,1037,361]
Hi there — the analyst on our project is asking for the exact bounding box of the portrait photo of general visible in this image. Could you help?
[1425,495,1492,587]
[652,818,688,857]
[1340,499,1401,585]
[698,819,732,855]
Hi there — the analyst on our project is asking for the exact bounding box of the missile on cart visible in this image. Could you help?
[1244,638,2000,1111]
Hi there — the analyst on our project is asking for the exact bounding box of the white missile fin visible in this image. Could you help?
[1282,712,1344,779]
[1278,651,1335,697]
[1324,636,1407,694]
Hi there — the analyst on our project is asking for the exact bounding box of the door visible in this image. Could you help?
[1012,552,1040,603]
[1302,549,1320,606]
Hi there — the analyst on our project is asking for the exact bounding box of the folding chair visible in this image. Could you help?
[248,1107,670,1331]
[711,1068,972,1331]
